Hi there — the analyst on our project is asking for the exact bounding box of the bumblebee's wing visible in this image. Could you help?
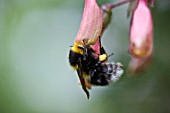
[76,58,90,99]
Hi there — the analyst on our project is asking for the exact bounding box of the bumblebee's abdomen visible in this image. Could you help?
[90,73,111,86]
[69,50,82,66]
[87,64,112,86]
[87,63,123,86]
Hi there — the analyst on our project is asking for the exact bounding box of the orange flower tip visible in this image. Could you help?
[75,38,98,46]
[129,46,152,58]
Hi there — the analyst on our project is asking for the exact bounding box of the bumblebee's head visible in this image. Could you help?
[69,43,84,69]
[70,43,84,55]
[71,43,95,59]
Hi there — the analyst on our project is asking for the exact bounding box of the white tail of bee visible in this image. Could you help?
[111,62,124,83]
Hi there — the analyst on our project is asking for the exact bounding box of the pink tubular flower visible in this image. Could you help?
[129,0,153,58]
[75,0,103,46]
[91,38,100,55]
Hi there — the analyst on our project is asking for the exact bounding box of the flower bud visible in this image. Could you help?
[101,4,112,32]
[75,0,103,45]
[129,0,153,58]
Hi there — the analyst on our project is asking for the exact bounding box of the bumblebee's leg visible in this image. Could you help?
[98,37,106,55]
[99,37,114,58]
[107,53,114,58]
[77,58,90,99]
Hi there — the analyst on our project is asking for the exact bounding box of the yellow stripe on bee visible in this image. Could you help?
[70,65,78,70]
[99,54,107,61]
[71,42,83,54]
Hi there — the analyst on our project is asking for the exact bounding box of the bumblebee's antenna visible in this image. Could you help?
[107,53,114,58]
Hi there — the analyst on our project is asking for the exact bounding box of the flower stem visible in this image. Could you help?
[108,0,131,9]
[100,0,132,36]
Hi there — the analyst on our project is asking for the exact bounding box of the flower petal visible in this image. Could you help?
[129,0,153,58]
[75,0,103,45]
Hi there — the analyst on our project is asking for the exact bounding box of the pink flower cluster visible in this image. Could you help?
[73,0,154,74]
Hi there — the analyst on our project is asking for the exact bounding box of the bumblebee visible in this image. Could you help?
[69,40,123,99]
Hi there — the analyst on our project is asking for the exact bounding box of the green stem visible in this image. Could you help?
[108,0,131,9]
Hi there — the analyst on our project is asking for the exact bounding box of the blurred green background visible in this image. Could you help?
[0,0,170,113]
